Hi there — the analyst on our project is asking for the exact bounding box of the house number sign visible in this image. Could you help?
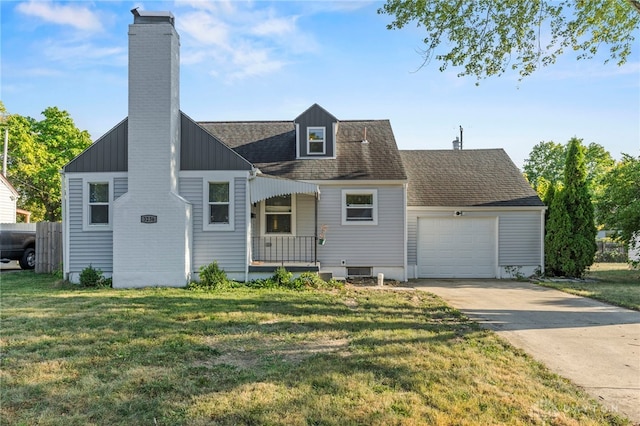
[140,215,157,224]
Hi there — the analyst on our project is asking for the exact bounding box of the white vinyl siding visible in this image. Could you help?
[317,185,404,267]
[114,177,128,198]
[0,182,17,223]
[67,176,125,276]
[180,176,247,275]
[498,211,542,265]
[295,194,316,236]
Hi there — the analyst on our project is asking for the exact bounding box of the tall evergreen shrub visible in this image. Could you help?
[544,138,597,277]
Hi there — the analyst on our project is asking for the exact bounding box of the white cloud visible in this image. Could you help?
[228,44,286,81]
[24,67,65,77]
[174,2,317,82]
[176,0,235,14]
[16,0,104,32]
[299,1,374,14]
[179,12,230,47]
[42,39,125,66]
[251,15,298,37]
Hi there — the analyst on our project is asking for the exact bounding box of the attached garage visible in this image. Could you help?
[417,217,497,278]
[401,149,546,280]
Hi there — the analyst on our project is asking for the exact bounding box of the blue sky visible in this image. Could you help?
[2,0,639,169]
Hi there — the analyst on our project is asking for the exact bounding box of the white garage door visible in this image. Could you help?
[417,217,497,278]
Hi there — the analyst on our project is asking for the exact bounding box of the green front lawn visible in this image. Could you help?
[0,272,628,425]
[538,263,640,311]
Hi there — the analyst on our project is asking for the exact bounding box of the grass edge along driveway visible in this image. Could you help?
[0,272,630,425]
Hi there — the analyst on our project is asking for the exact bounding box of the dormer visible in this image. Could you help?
[294,104,338,159]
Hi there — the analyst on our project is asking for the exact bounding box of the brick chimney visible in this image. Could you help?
[112,9,192,288]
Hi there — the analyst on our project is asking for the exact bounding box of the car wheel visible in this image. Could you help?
[19,248,35,270]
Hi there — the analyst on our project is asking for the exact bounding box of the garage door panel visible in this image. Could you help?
[417,217,496,278]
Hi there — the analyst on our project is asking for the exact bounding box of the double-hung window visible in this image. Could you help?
[88,182,109,225]
[342,189,377,225]
[204,180,234,231]
[265,195,294,234]
[307,127,325,155]
[208,182,229,224]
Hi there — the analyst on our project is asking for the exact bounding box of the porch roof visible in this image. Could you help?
[249,174,319,204]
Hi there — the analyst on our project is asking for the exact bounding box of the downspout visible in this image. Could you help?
[60,170,70,281]
[403,182,408,282]
[314,192,318,266]
[540,208,546,275]
[3,126,8,177]
[245,171,253,283]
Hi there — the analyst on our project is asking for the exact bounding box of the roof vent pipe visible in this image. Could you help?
[452,137,461,150]
[362,126,368,144]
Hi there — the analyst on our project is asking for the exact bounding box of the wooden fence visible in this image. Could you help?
[35,222,62,274]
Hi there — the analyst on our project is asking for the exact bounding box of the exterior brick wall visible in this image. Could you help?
[112,16,191,288]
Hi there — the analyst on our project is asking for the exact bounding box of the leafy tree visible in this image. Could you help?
[523,141,566,194]
[545,138,597,277]
[4,105,91,221]
[523,140,614,202]
[378,0,640,80]
[596,154,640,250]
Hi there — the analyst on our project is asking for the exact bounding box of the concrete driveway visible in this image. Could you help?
[410,279,640,423]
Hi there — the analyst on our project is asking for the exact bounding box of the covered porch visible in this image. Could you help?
[248,174,321,273]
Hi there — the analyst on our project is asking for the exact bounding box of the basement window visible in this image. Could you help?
[347,267,373,277]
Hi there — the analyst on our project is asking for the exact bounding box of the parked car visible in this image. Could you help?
[0,223,36,269]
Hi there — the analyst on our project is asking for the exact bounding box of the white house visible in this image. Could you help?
[61,9,545,287]
[0,174,18,223]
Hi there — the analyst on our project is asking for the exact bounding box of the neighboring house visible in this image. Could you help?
[0,174,18,223]
[401,150,546,279]
[61,9,544,287]
[630,235,640,263]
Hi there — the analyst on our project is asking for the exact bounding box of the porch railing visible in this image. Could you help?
[251,236,317,264]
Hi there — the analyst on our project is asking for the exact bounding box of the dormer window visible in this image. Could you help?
[307,127,326,155]
[294,104,337,159]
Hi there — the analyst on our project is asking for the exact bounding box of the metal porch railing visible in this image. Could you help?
[251,236,317,264]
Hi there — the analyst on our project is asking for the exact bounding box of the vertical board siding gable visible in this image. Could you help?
[64,119,128,173]
[180,113,253,171]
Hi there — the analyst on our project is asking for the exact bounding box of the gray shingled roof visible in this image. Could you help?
[198,120,407,181]
[400,149,544,207]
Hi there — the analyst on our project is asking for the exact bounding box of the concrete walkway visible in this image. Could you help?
[409,279,640,424]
